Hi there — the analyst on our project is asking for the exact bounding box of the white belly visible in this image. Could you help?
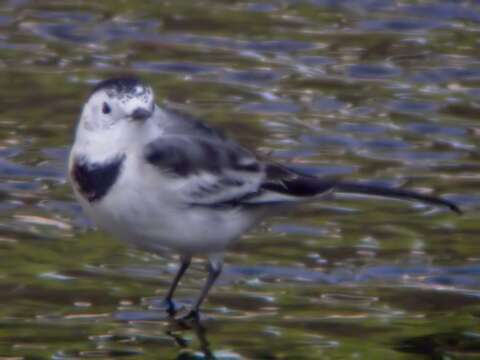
[74,157,262,255]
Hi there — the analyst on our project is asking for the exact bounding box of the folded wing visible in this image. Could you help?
[143,134,337,207]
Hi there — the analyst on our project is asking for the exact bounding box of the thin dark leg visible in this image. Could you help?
[182,259,223,320]
[162,255,191,315]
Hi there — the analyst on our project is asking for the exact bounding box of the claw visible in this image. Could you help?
[179,309,200,322]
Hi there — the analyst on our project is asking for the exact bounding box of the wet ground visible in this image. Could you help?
[0,0,480,359]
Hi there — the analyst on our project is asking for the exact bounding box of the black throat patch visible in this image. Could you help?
[71,154,126,203]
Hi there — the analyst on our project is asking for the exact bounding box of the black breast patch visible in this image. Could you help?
[71,154,125,202]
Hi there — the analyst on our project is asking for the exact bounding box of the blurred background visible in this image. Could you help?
[0,0,479,359]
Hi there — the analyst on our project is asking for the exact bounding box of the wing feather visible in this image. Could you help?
[144,136,265,206]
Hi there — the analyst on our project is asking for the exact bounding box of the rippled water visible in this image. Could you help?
[0,0,480,359]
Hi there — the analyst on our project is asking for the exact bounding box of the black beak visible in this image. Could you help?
[131,107,152,121]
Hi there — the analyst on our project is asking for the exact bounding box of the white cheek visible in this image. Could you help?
[82,104,98,131]
[82,102,120,131]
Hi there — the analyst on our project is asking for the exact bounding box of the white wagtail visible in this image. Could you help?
[69,77,461,320]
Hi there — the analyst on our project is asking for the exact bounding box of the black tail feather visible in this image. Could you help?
[263,164,461,214]
[334,181,462,215]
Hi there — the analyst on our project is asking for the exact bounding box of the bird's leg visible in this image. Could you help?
[162,255,191,316]
[182,257,223,321]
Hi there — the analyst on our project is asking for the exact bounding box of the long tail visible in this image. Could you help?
[334,181,462,215]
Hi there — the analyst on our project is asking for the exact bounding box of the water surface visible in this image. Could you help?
[0,0,479,359]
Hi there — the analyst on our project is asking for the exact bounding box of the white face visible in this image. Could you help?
[79,78,155,132]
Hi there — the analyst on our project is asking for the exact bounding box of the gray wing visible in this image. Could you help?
[144,135,265,206]
[144,135,336,207]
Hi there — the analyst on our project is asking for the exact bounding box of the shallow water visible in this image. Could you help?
[0,0,479,359]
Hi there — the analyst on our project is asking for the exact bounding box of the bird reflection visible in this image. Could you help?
[167,318,216,360]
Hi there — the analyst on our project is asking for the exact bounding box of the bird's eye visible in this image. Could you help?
[102,102,111,114]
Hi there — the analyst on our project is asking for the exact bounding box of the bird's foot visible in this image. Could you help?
[178,309,200,322]
[157,298,177,317]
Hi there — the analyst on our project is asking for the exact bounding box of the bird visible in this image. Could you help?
[69,77,461,320]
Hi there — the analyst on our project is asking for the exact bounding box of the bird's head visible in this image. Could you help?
[79,77,155,132]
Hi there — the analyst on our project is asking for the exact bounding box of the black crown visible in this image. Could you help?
[91,77,146,96]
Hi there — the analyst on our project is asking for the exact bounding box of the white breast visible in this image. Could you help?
[75,150,262,255]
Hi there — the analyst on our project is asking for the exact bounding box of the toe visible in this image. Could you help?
[179,309,200,322]
[158,298,177,316]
